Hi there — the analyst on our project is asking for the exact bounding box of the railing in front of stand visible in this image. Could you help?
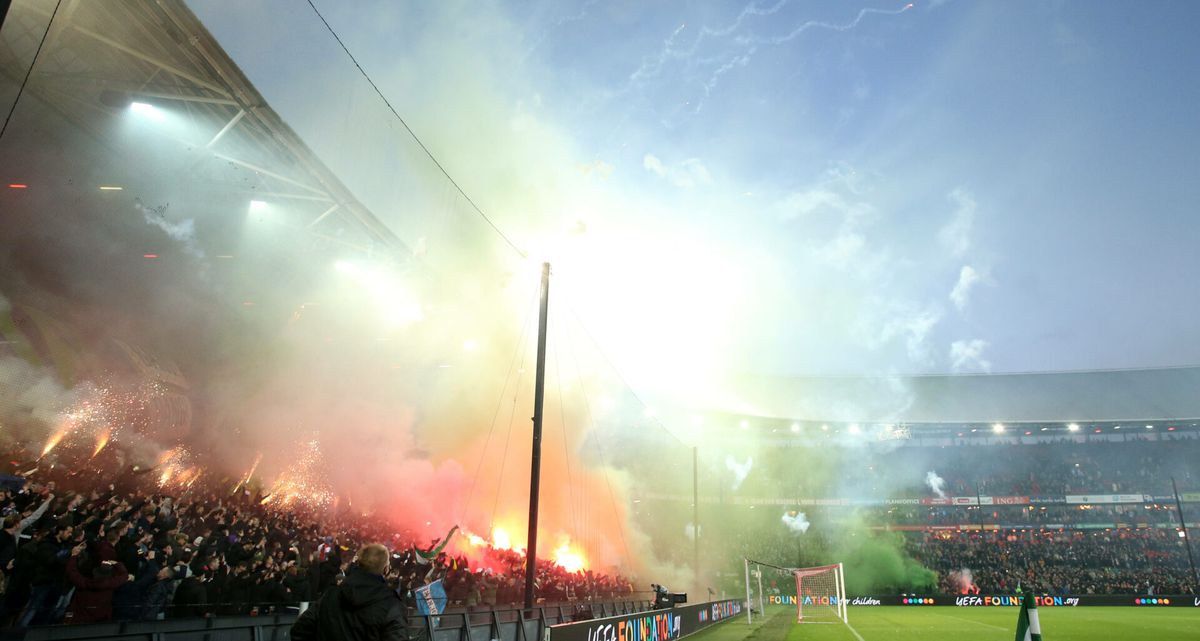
[411,599,655,641]
[13,598,653,641]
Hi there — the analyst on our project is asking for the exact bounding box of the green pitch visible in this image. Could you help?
[689,605,1200,641]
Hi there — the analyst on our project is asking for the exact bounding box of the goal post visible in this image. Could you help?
[744,559,847,625]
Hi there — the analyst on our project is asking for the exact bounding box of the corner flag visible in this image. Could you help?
[1014,590,1042,641]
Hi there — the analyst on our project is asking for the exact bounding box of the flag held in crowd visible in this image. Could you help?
[415,525,459,564]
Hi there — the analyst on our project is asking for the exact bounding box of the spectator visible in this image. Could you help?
[291,543,407,641]
[141,566,175,620]
[64,546,130,623]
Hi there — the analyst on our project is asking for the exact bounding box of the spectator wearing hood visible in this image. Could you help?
[64,544,130,623]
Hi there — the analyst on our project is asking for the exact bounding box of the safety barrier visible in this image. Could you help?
[546,600,743,641]
[411,599,655,641]
[10,598,654,641]
[17,613,297,640]
[765,594,1200,607]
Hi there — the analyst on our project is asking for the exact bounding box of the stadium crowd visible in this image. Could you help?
[0,451,635,628]
[924,438,1198,497]
[910,529,1198,596]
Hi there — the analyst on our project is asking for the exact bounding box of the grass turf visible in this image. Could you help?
[687,605,1200,641]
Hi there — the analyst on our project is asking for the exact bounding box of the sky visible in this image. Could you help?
[188,0,1200,403]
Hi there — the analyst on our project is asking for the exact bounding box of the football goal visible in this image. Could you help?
[744,558,847,625]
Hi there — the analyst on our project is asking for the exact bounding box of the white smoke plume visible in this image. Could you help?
[0,356,74,431]
[781,511,810,534]
[137,199,204,259]
[925,470,947,499]
[725,455,753,490]
[948,568,977,594]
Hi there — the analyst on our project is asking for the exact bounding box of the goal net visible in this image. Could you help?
[744,559,847,625]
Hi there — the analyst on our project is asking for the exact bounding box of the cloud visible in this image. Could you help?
[938,188,975,258]
[949,265,980,311]
[642,154,712,188]
[950,339,991,373]
[817,230,867,267]
[777,188,846,220]
[776,179,875,268]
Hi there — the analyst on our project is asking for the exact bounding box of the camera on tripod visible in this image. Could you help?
[651,584,687,609]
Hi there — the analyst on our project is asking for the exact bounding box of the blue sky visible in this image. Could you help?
[191,0,1200,393]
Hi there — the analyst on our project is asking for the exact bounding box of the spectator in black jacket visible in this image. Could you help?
[291,543,406,641]
[141,565,175,620]
[19,523,73,626]
[170,569,209,618]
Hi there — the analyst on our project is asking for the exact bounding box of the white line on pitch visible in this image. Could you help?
[844,621,866,641]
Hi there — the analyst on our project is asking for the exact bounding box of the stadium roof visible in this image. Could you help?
[0,0,407,257]
[714,366,1200,425]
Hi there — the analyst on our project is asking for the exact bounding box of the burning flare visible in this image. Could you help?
[552,542,586,573]
[91,428,112,458]
[41,428,69,458]
[492,527,512,551]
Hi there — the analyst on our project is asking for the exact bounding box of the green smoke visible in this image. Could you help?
[836,530,937,594]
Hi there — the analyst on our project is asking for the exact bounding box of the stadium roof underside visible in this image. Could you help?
[0,0,407,258]
[715,366,1200,424]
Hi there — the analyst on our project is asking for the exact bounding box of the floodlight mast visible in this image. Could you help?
[1172,477,1199,585]
[523,262,550,610]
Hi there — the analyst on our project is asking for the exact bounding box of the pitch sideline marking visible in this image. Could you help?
[844,620,866,641]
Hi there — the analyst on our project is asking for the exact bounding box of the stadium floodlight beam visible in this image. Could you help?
[790,423,800,433]
[992,423,1005,433]
[848,424,861,435]
[129,101,166,122]
[739,420,748,430]
[1068,423,1080,432]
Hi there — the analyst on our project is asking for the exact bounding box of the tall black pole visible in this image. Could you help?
[0,0,13,34]
[692,446,700,593]
[524,262,551,610]
[1171,477,1199,585]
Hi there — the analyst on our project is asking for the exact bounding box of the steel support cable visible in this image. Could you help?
[303,0,526,257]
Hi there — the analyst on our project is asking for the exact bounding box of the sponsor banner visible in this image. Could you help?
[836,595,1199,607]
[768,595,841,606]
[1182,493,1200,502]
[1030,496,1067,504]
[1065,494,1146,504]
[548,600,742,641]
[989,496,1031,505]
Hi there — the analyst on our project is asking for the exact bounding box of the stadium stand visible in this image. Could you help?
[0,444,635,627]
